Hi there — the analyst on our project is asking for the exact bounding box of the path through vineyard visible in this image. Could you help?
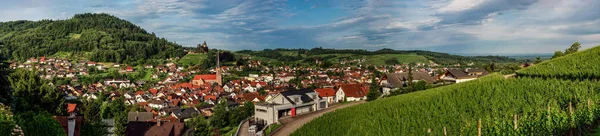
[271,101,366,136]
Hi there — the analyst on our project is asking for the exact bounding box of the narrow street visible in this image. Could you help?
[239,120,250,136]
[271,101,366,136]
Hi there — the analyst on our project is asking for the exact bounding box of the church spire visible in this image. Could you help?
[216,50,222,86]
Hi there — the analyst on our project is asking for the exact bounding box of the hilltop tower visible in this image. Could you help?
[216,51,222,86]
[196,41,209,54]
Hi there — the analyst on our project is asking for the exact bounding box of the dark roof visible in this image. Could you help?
[144,122,185,136]
[279,88,317,104]
[446,69,472,79]
[172,108,200,119]
[126,122,156,136]
[128,112,154,122]
[385,72,435,87]
[195,104,215,110]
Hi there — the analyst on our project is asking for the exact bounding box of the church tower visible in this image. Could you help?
[216,51,222,86]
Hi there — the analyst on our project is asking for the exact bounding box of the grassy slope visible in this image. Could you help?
[293,45,600,135]
[178,53,207,66]
[517,45,600,79]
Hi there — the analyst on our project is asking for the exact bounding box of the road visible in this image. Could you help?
[239,120,250,136]
[271,101,366,136]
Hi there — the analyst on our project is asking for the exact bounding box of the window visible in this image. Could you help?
[256,109,267,112]
[294,97,300,102]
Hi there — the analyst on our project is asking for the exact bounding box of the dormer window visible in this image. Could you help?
[294,97,300,102]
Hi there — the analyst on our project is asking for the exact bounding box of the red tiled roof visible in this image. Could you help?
[340,84,367,97]
[67,103,77,113]
[315,88,336,97]
[204,95,217,101]
[193,74,217,81]
[149,89,158,95]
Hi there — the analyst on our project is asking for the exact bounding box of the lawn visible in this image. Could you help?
[179,53,207,66]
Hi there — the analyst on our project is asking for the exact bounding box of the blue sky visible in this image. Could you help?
[1,0,599,54]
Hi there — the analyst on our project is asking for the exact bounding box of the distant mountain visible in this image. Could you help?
[0,13,185,65]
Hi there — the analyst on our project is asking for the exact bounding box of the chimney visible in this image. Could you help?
[157,119,162,126]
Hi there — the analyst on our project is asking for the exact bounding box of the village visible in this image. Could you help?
[8,49,493,136]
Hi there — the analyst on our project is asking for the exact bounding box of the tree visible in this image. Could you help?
[564,42,581,54]
[0,105,15,136]
[552,51,564,59]
[112,97,127,136]
[366,77,381,101]
[407,64,414,87]
[385,58,400,65]
[210,99,230,128]
[534,57,542,64]
[185,115,210,136]
[15,112,65,136]
[412,80,428,91]
[81,99,107,136]
[8,69,64,115]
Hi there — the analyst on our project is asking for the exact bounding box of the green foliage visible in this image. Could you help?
[179,53,207,66]
[111,97,127,136]
[565,42,581,55]
[8,69,64,115]
[185,115,210,136]
[517,45,600,79]
[264,123,282,136]
[16,112,65,136]
[293,72,600,135]
[384,57,400,65]
[0,105,15,136]
[81,99,107,136]
[366,77,381,101]
[552,51,564,59]
[0,13,185,64]
[210,99,230,128]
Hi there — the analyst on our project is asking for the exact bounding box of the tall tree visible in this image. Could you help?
[8,69,64,115]
[112,97,127,136]
[185,115,210,136]
[564,42,581,54]
[15,112,65,136]
[0,104,15,136]
[81,99,107,136]
[367,77,381,101]
[210,99,230,128]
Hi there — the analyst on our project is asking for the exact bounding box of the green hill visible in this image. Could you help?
[293,46,600,135]
[517,45,600,79]
[0,13,185,65]
[235,48,517,66]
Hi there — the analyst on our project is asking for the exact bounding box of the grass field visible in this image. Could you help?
[179,53,207,66]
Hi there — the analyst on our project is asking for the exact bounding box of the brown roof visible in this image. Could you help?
[315,88,335,97]
[385,72,435,87]
[53,116,82,136]
[339,84,367,97]
[144,122,184,136]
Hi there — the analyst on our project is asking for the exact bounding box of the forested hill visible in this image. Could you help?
[236,48,518,66]
[0,13,185,65]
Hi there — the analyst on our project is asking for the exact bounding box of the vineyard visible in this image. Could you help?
[292,74,600,135]
[517,45,600,79]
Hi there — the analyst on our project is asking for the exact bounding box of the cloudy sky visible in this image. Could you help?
[1,0,599,54]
